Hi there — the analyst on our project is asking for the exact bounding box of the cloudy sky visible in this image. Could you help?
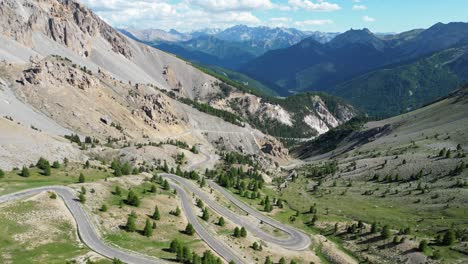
[80,0,468,33]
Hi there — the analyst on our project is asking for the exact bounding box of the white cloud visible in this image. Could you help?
[362,15,375,22]
[267,17,293,27]
[294,19,334,27]
[189,0,274,12]
[352,4,367,10]
[288,0,341,12]
[79,0,264,31]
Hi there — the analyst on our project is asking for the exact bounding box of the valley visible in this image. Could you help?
[0,0,467,264]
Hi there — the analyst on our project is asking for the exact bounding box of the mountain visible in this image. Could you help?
[215,25,315,55]
[285,85,468,264]
[0,0,355,167]
[156,35,257,69]
[330,45,468,117]
[126,25,338,69]
[119,28,191,43]
[241,22,468,117]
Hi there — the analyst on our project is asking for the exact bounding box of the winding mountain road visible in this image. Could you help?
[0,148,311,264]
[0,186,166,264]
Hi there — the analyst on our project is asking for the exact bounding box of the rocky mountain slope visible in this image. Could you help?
[0,0,355,168]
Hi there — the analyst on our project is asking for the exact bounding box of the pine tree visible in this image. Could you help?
[143,218,153,237]
[171,206,181,216]
[264,256,273,264]
[78,173,85,183]
[126,190,140,207]
[252,242,260,251]
[150,184,157,193]
[233,227,241,237]
[201,207,210,221]
[381,225,391,239]
[240,227,247,237]
[52,161,61,169]
[170,239,181,253]
[125,213,137,232]
[196,198,204,208]
[114,185,122,196]
[100,204,108,212]
[200,177,206,188]
[152,206,160,220]
[311,214,318,226]
[0,168,4,178]
[79,192,86,203]
[442,230,456,246]
[21,166,30,177]
[218,217,225,226]
[446,149,452,158]
[279,257,286,264]
[419,240,428,252]
[185,223,195,235]
[370,222,378,233]
[163,179,170,190]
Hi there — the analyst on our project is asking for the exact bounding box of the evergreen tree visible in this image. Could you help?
[201,207,210,221]
[252,242,260,251]
[126,190,141,207]
[200,177,206,188]
[370,222,378,233]
[21,166,30,177]
[240,227,247,237]
[233,227,241,237]
[112,258,124,264]
[114,185,122,196]
[311,214,318,226]
[78,173,85,183]
[143,218,153,237]
[442,230,456,246]
[163,179,170,190]
[264,256,273,264]
[125,213,137,232]
[0,168,4,178]
[150,184,157,193]
[152,206,160,220]
[279,257,286,264]
[78,192,86,203]
[171,206,181,216]
[446,149,452,158]
[169,239,181,253]
[196,198,204,208]
[52,161,61,169]
[185,223,195,235]
[382,225,391,239]
[419,240,428,252]
[218,217,225,227]
[100,204,108,212]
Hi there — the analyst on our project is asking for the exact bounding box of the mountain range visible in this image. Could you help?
[241,22,468,117]
[0,0,354,169]
[121,25,339,70]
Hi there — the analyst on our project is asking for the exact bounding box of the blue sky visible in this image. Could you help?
[80,0,468,33]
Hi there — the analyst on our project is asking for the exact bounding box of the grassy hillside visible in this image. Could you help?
[284,86,468,263]
[330,47,466,117]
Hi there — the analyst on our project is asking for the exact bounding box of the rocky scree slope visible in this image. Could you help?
[0,0,355,141]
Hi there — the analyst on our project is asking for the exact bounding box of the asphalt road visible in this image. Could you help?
[162,174,311,251]
[0,186,167,264]
[0,148,310,264]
